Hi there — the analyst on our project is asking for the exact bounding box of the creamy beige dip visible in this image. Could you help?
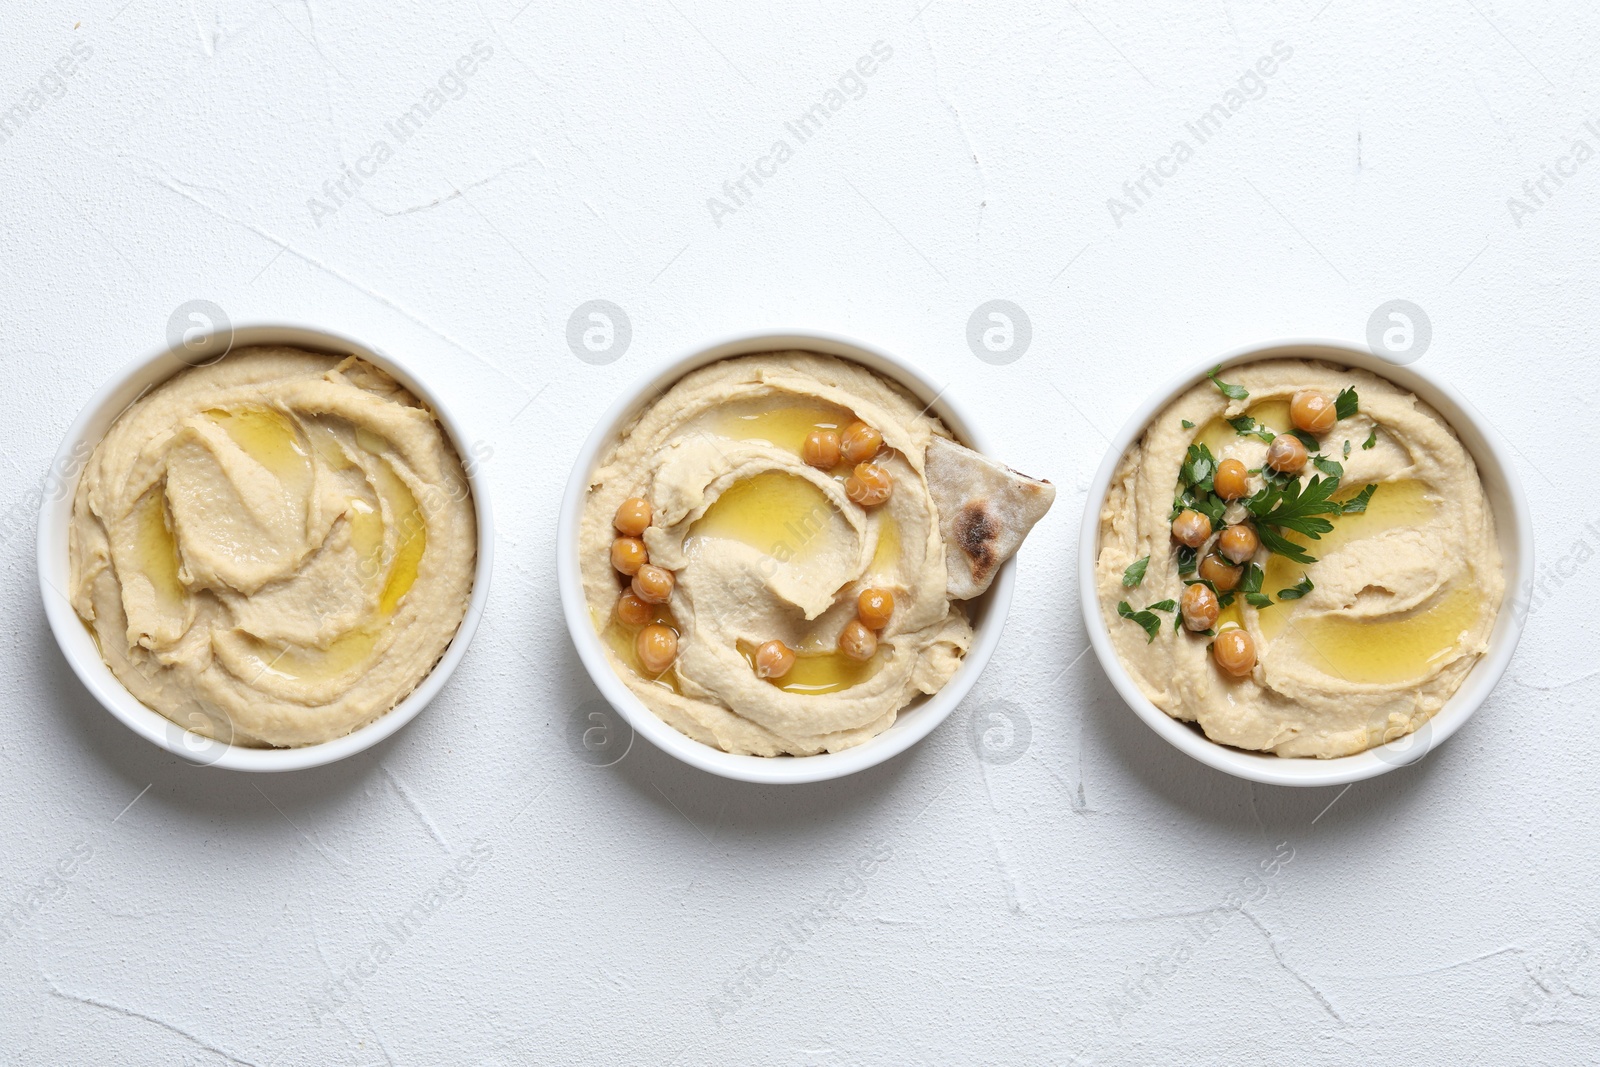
[1096,359,1504,758]
[580,353,974,756]
[70,347,477,748]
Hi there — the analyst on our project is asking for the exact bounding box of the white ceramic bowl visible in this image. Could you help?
[1078,339,1533,787]
[37,324,494,772]
[558,330,1018,784]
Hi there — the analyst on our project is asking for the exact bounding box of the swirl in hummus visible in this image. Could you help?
[580,353,1053,757]
[1096,359,1504,758]
[69,347,477,748]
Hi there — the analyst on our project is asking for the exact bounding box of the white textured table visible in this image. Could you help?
[2,2,1595,1063]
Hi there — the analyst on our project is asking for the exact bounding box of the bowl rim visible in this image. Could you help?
[36,322,495,772]
[1076,337,1534,787]
[556,328,1019,784]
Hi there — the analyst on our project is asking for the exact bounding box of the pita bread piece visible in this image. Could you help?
[925,436,1055,599]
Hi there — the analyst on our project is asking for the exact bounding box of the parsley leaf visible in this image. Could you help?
[1181,419,1195,429]
[1245,592,1275,608]
[1117,601,1162,643]
[1362,427,1377,450]
[1278,574,1315,600]
[1186,489,1227,527]
[1207,365,1249,401]
[1312,455,1344,480]
[1335,387,1359,420]
[1228,415,1276,443]
[1340,483,1379,514]
[1145,599,1177,613]
[1122,556,1150,587]
[1238,563,1264,595]
[1177,545,1198,578]
[1257,525,1318,564]
[1248,474,1343,537]
[1289,428,1321,451]
[1246,474,1345,563]
[1173,442,1228,527]
[1179,442,1218,493]
[1343,440,1352,459]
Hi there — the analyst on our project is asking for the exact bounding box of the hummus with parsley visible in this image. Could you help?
[1096,359,1503,758]
[69,347,477,748]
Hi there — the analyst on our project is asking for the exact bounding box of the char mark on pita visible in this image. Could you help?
[925,436,1055,600]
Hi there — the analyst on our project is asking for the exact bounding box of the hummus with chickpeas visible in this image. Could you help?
[580,352,1054,757]
[69,348,478,748]
[1096,359,1503,759]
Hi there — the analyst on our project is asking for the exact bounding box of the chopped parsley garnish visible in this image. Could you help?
[1122,556,1150,587]
[1278,574,1315,600]
[1207,366,1249,401]
[1146,599,1177,613]
[1340,483,1379,514]
[1158,384,1383,589]
[1228,415,1276,443]
[1172,442,1227,526]
[1335,387,1359,420]
[1239,563,1274,608]
[1172,488,1226,527]
[1255,465,1298,490]
[1179,442,1217,491]
[1117,601,1163,643]
[1181,419,1195,429]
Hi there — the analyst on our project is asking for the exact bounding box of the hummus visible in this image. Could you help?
[70,347,477,748]
[1096,359,1503,758]
[581,353,1051,757]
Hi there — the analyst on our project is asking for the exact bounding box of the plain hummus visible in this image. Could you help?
[1096,359,1503,758]
[70,347,477,747]
[581,353,991,757]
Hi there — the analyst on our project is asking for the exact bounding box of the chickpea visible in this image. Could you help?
[613,497,652,537]
[1214,458,1250,501]
[1266,434,1308,473]
[1171,508,1213,548]
[840,421,884,464]
[631,564,675,604]
[1217,524,1260,565]
[857,587,895,630]
[635,623,678,675]
[616,591,652,627]
[839,618,878,661]
[610,536,647,576]
[1290,390,1337,434]
[754,639,796,679]
[846,462,893,507]
[1198,553,1243,592]
[1213,629,1257,677]
[1180,583,1220,632]
[802,429,842,470]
